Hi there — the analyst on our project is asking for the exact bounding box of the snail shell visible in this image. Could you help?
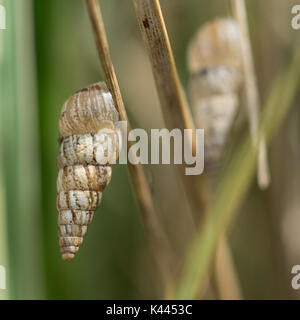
[57,82,119,261]
[187,18,242,171]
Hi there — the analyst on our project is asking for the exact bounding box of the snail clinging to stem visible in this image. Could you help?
[187,18,243,171]
[57,82,120,261]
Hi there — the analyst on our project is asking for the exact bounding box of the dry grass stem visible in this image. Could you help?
[132,0,241,299]
[85,0,175,298]
[231,0,271,189]
[213,238,242,299]
[132,0,208,219]
[133,0,208,220]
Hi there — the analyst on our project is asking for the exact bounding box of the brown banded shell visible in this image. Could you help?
[187,18,243,171]
[57,82,119,261]
[59,82,119,137]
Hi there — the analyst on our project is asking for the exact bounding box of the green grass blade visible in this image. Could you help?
[0,0,45,299]
[15,0,45,299]
[176,48,300,299]
[0,0,18,298]
[0,140,9,300]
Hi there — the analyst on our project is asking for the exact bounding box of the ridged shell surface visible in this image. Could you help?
[57,82,119,261]
[59,82,119,137]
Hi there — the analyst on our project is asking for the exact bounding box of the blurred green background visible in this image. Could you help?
[0,0,300,299]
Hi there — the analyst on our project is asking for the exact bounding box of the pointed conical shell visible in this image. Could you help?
[57,82,119,261]
[187,19,243,170]
[58,210,94,261]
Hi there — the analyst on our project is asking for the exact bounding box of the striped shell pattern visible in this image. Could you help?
[57,82,119,261]
[187,18,243,171]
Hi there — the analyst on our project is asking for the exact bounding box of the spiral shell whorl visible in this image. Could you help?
[59,82,119,138]
[57,82,119,261]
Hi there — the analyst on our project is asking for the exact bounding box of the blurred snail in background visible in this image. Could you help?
[187,18,243,171]
[57,82,120,261]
